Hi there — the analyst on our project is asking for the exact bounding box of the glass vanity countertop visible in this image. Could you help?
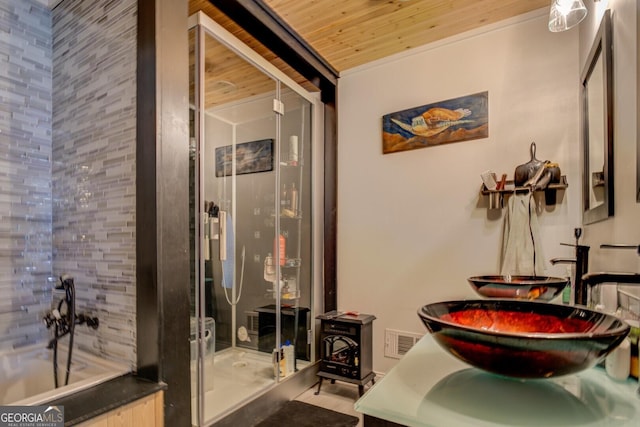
[355,334,639,427]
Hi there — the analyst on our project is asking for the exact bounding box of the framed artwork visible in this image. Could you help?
[382,91,489,154]
[215,138,274,177]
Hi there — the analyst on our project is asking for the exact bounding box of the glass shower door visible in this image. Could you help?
[190,25,279,426]
[275,86,313,376]
[190,11,319,426]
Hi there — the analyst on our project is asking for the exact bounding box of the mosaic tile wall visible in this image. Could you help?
[52,0,137,368]
[0,0,53,351]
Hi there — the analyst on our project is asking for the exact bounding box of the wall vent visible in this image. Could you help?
[384,329,424,359]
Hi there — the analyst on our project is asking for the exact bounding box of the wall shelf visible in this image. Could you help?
[480,175,568,208]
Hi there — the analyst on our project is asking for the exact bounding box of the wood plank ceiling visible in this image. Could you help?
[189,0,551,108]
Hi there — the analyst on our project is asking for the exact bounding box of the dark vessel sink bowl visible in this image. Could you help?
[467,275,569,301]
[418,299,630,379]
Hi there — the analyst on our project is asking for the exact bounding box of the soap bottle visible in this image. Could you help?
[283,340,295,375]
[605,337,631,381]
[264,253,276,282]
[562,265,573,305]
[273,347,285,377]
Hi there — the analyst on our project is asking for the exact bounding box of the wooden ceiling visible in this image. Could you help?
[189,0,551,108]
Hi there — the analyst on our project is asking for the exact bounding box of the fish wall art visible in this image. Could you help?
[382,91,488,154]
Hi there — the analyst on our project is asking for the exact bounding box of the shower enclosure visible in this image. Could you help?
[188,12,321,426]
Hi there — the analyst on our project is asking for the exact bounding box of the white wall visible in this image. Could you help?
[337,10,583,373]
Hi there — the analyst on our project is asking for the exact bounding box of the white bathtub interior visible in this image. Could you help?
[0,343,130,406]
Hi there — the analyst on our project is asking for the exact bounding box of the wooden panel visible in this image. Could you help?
[262,0,550,70]
[75,392,163,427]
[154,391,164,427]
[78,417,108,427]
[189,0,318,103]
[106,407,132,427]
[190,0,549,73]
[132,394,158,427]
[188,0,549,108]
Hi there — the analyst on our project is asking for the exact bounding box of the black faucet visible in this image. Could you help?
[550,228,590,305]
[43,275,99,388]
[576,244,640,306]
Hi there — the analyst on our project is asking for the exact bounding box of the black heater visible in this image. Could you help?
[315,311,376,397]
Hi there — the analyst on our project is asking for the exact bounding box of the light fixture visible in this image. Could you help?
[548,0,588,32]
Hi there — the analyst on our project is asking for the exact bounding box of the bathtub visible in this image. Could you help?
[0,343,130,406]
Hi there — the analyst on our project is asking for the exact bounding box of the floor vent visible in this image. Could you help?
[384,329,424,359]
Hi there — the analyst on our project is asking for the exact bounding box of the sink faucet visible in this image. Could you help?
[550,228,590,305]
[581,272,640,297]
[576,243,640,306]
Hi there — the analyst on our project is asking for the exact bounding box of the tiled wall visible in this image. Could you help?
[52,0,137,368]
[0,0,137,368]
[0,0,53,350]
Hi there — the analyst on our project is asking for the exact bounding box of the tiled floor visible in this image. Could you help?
[295,380,372,427]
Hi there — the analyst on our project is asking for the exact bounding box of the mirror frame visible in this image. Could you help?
[637,11,640,203]
[581,9,613,224]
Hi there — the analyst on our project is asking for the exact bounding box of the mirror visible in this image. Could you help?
[581,9,613,224]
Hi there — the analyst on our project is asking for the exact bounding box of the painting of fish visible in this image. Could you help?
[382,91,488,154]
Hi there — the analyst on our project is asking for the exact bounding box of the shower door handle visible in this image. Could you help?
[219,210,227,261]
[201,213,212,261]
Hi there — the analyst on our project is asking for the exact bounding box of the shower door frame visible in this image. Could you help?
[189,11,324,426]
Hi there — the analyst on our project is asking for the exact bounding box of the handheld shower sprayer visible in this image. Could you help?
[43,275,99,388]
[223,245,246,306]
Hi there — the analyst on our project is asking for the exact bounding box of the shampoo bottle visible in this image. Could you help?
[283,340,295,375]
[289,135,298,165]
[280,184,289,210]
[274,234,286,266]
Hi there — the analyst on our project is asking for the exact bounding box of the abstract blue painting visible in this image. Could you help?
[215,138,273,177]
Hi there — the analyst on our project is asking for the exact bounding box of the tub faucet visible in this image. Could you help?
[43,275,99,388]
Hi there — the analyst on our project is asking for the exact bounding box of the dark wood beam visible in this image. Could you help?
[137,0,191,425]
[323,102,337,312]
[209,0,338,103]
